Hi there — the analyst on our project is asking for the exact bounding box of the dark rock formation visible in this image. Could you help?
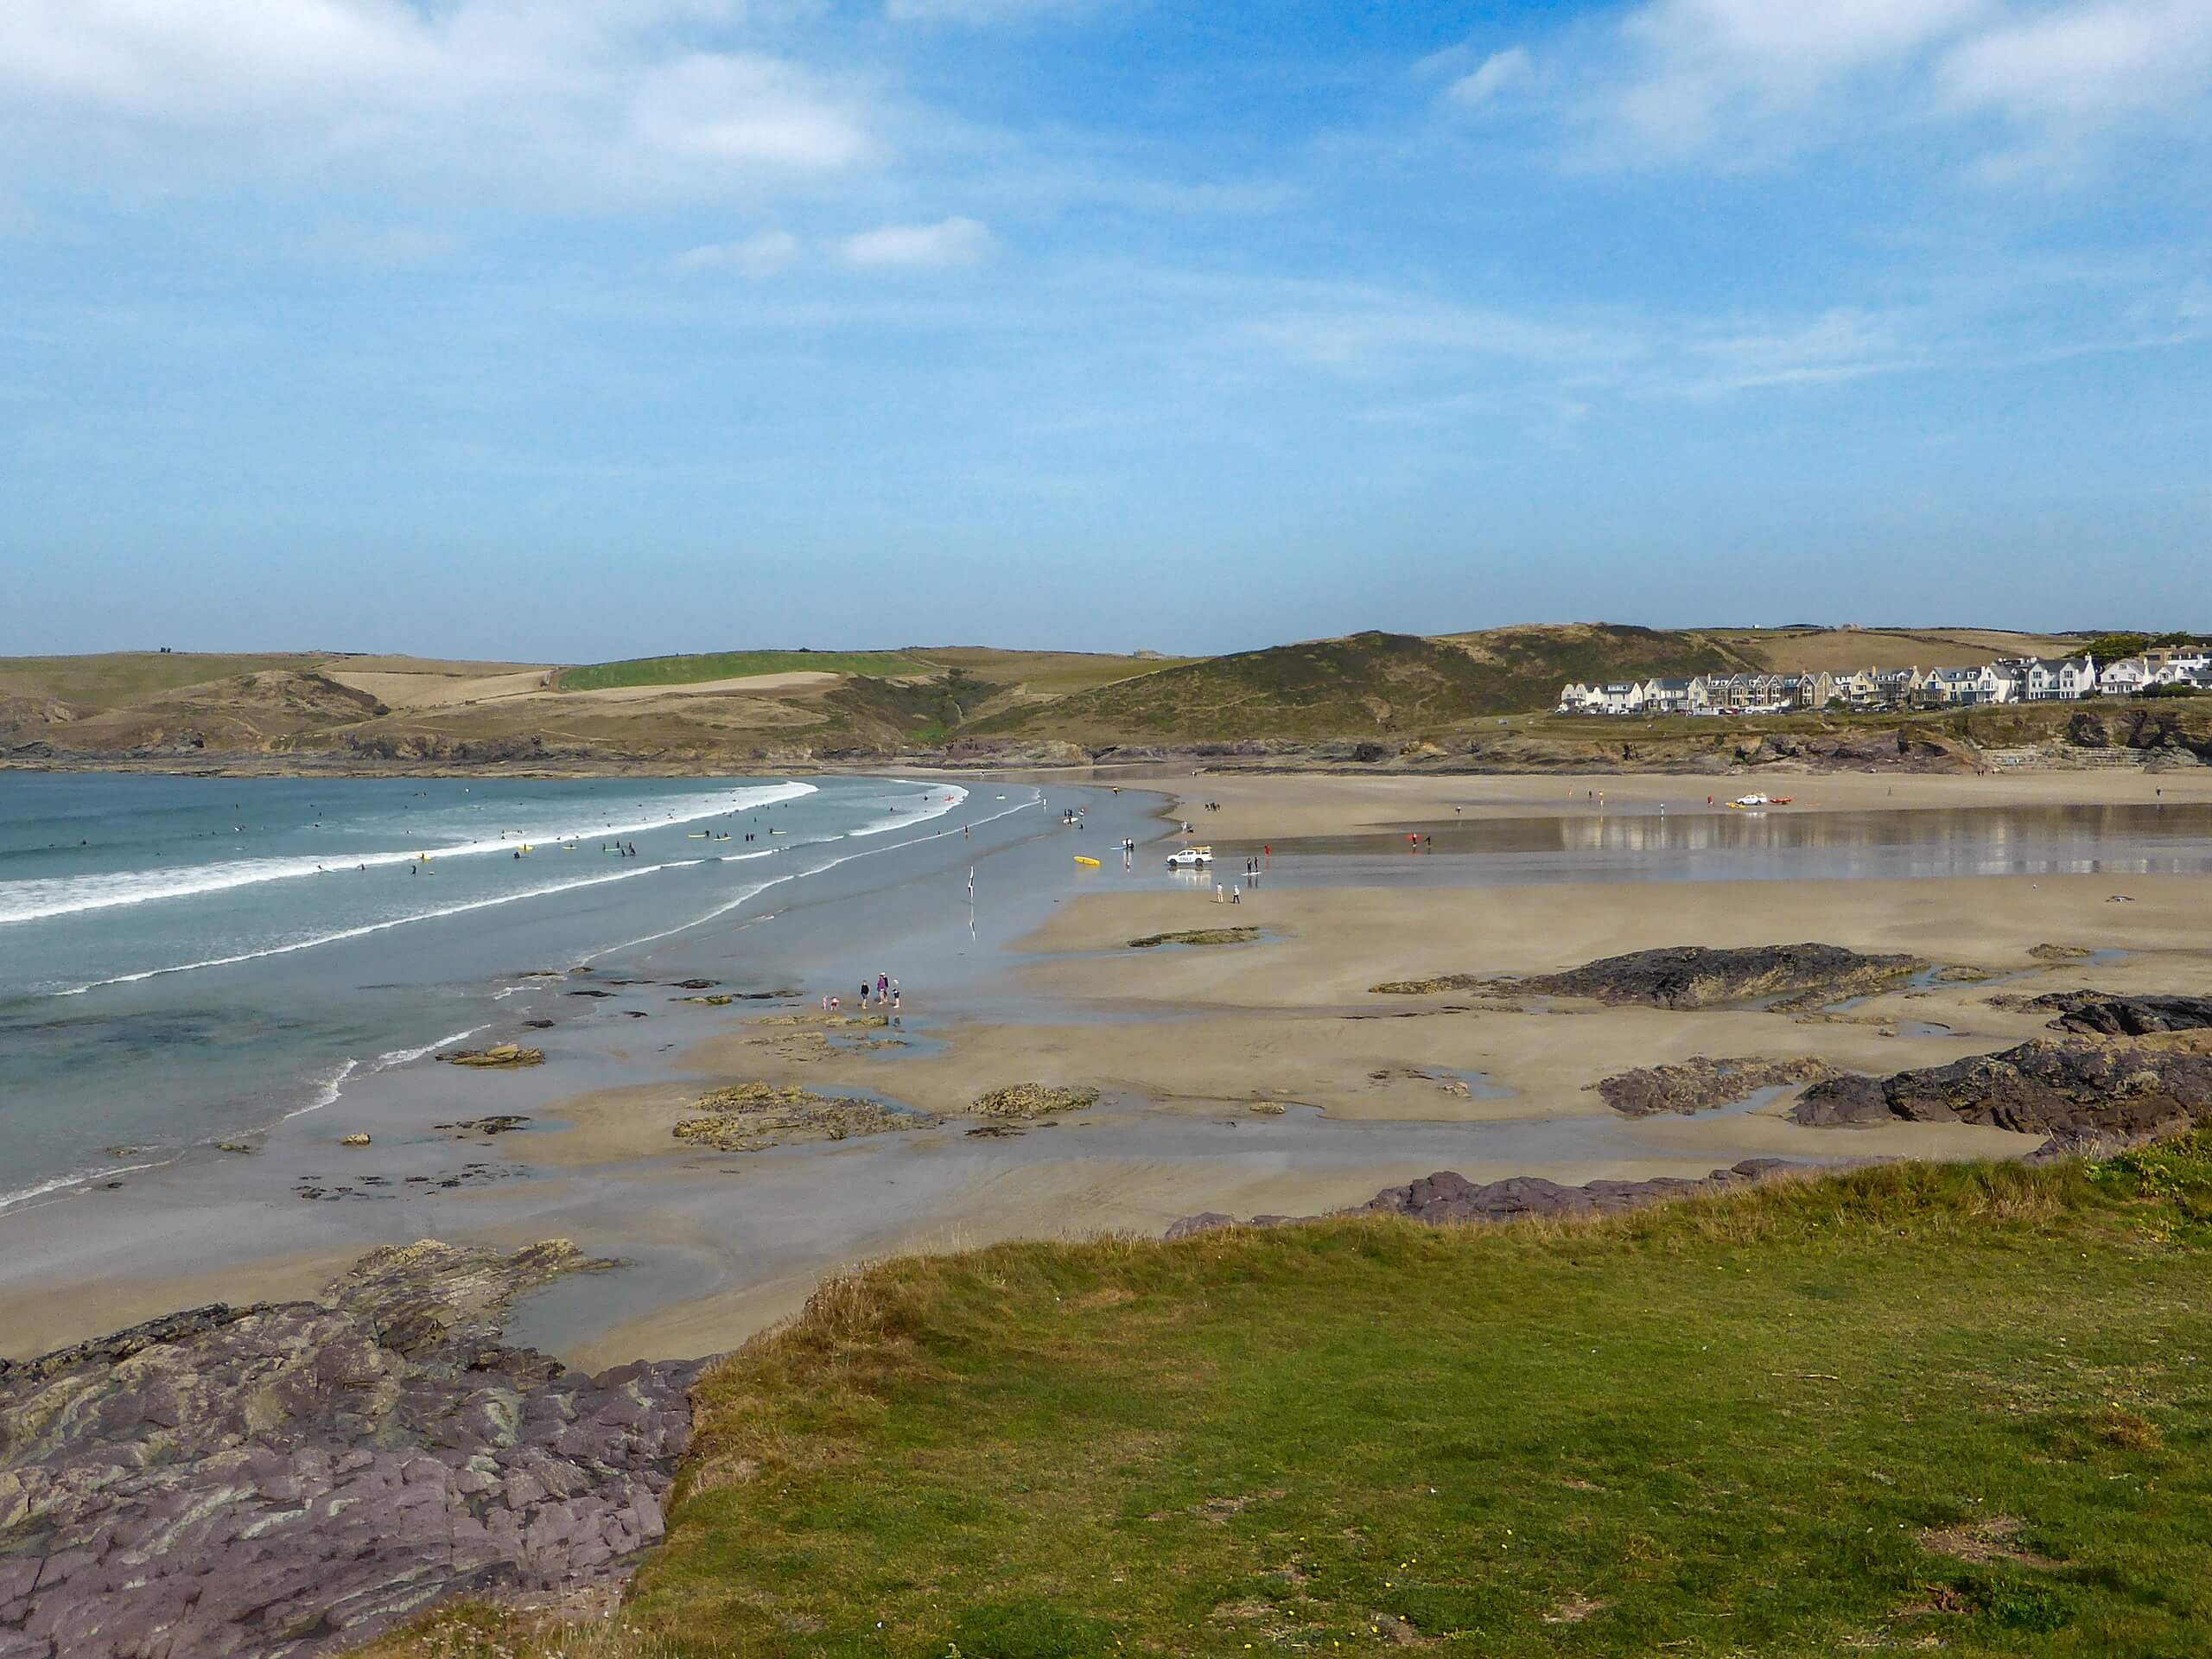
[1789,1035,2212,1149]
[1166,1160,1799,1238]
[1592,1055,1841,1117]
[2027,991,2212,1038]
[0,1240,704,1659]
[1522,944,1922,1010]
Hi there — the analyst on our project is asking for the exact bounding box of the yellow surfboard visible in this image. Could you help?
[1073,855,1102,868]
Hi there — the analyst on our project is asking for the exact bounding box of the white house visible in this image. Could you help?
[1645,677,1697,714]
[2099,657,2156,695]
[1921,664,2016,707]
[2025,656,2099,702]
[1594,680,1651,715]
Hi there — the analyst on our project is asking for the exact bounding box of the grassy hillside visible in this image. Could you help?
[1703,626,2087,675]
[0,652,320,703]
[972,626,1761,742]
[556,651,931,691]
[397,1136,2212,1658]
[7,627,2177,768]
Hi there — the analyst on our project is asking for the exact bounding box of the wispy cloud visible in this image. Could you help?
[1448,48,1532,111]
[840,215,994,268]
[0,0,880,199]
[676,229,802,276]
[1236,289,1622,377]
[1446,0,2212,179]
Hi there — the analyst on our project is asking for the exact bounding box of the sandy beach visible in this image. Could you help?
[5,767,2210,1372]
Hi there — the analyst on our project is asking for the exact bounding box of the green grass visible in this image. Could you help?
[0,651,318,706]
[969,627,1762,743]
[556,651,931,692]
[390,1138,2212,1659]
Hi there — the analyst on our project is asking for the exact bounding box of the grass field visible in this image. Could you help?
[0,652,318,705]
[556,652,931,692]
[391,1136,2212,1658]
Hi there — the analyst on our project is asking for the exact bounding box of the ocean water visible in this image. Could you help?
[0,772,1016,1203]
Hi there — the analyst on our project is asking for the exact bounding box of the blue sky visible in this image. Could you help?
[3,0,2207,660]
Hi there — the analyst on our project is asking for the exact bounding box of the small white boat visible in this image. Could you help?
[1166,845,1214,868]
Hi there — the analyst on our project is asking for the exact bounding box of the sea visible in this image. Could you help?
[0,772,1025,1207]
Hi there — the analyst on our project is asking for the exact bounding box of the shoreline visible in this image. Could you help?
[4,772,2210,1371]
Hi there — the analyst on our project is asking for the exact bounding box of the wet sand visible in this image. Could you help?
[1142,766,2212,839]
[4,771,2209,1370]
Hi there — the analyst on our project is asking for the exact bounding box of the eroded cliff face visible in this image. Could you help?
[0,1241,705,1659]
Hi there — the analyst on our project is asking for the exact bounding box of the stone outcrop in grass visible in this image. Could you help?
[1166,1160,1800,1236]
[1522,944,1923,1010]
[0,1242,702,1659]
[1591,1055,1842,1117]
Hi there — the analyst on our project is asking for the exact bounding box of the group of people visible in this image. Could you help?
[823,973,903,1014]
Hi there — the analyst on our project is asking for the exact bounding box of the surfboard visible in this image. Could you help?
[1073,855,1102,868]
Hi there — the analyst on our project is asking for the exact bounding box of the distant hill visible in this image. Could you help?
[967,625,1763,742]
[4,623,2143,772]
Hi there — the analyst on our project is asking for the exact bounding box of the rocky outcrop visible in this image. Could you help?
[2027,991,2212,1038]
[437,1044,546,1068]
[1789,1034,2212,1149]
[1522,944,1923,1010]
[1166,1160,1801,1237]
[1126,928,1261,949]
[970,1084,1100,1119]
[0,1241,704,1659]
[1370,974,1490,995]
[1591,1056,1841,1117]
[673,1084,931,1151]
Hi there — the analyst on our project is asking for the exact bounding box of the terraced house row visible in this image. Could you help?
[1558,646,2212,716]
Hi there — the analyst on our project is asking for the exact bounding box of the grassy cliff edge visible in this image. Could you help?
[389,1134,2212,1657]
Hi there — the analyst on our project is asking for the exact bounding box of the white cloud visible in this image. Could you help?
[677,228,802,275]
[1602,0,1989,159]
[1512,0,2212,175]
[0,1,877,197]
[840,215,993,267]
[1939,0,2212,122]
[1449,48,1532,111]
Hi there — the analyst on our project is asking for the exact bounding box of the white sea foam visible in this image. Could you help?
[590,788,1037,957]
[280,1058,360,1120]
[0,781,816,926]
[0,1160,164,1214]
[53,861,677,995]
[848,782,969,837]
[372,1026,488,1071]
